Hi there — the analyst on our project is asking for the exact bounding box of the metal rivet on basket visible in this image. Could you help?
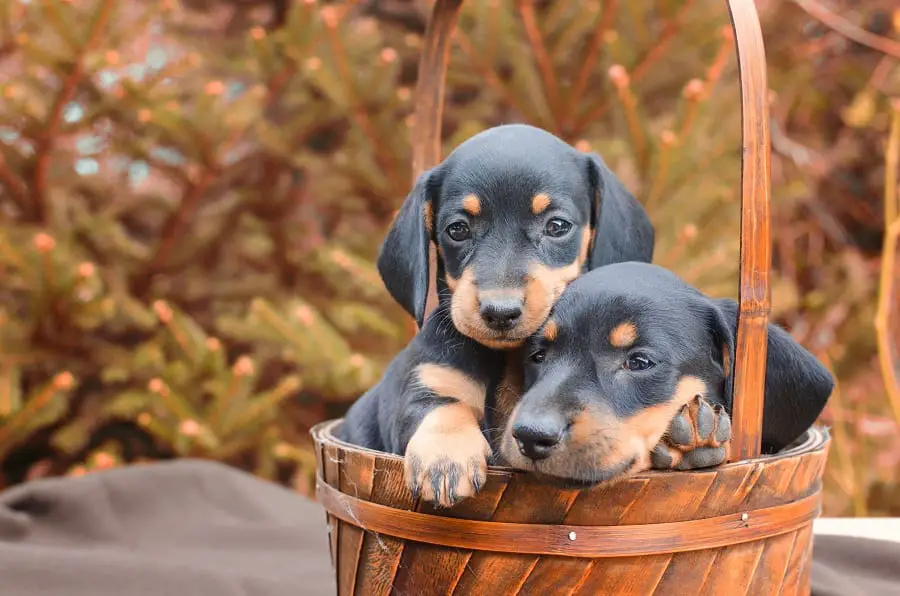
[741,513,749,522]
[568,531,577,541]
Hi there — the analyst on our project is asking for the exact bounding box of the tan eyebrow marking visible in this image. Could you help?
[543,319,559,341]
[531,193,551,214]
[609,322,638,348]
[462,194,481,216]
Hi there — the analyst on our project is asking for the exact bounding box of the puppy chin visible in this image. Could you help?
[449,312,529,349]
[532,456,642,489]
[476,336,526,350]
[499,436,645,488]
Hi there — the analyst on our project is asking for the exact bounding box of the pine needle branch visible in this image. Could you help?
[566,0,619,133]
[517,0,562,129]
[30,0,115,223]
[0,152,29,214]
[571,0,697,135]
[792,0,900,59]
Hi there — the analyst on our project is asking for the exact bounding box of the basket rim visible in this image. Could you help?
[312,418,830,481]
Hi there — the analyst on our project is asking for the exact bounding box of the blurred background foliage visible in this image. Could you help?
[0,0,897,515]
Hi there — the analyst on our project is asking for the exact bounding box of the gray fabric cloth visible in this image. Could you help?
[811,533,900,596]
[0,460,335,596]
[1,459,898,595]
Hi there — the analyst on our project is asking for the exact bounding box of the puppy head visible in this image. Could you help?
[499,262,834,486]
[377,124,655,347]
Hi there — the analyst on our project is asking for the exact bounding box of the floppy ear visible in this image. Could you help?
[710,298,835,454]
[704,299,736,397]
[583,153,655,268]
[377,168,440,327]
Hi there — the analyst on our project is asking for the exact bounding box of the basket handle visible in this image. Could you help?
[409,0,771,460]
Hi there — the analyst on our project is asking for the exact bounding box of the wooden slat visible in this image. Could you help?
[352,456,416,596]
[698,539,766,596]
[617,471,717,524]
[516,555,592,595]
[410,0,462,179]
[316,437,334,571]
[337,449,376,596]
[746,530,800,595]
[696,464,764,516]
[654,548,720,595]
[780,524,814,596]
[653,465,759,595]
[450,475,580,595]
[576,554,673,595]
[788,451,827,499]
[725,0,773,461]
[517,479,651,594]
[323,443,343,593]
[391,477,508,594]
[741,455,803,510]
[409,0,463,321]
[572,472,717,595]
[796,529,816,596]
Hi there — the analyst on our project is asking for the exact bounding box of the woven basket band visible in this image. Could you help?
[315,475,821,558]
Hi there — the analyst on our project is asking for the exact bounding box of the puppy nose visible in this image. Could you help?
[479,297,523,331]
[512,420,565,461]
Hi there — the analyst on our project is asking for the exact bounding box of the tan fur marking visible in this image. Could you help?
[521,228,591,333]
[450,268,524,349]
[721,343,732,378]
[531,193,551,214]
[445,271,459,292]
[415,363,487,416]
[412,401,478,438]
[424,202,434,234]
[568,407,617,449]
[462,194,481,216]
[609,322,638,348]
[543,319,558,341]
[476,337,525,350]
[624,376,707,449]
[404,402,492,506]
[578,226,591,266]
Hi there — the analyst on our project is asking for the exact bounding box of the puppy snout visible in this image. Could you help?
[479,297,523,331]
[512,417,566,461]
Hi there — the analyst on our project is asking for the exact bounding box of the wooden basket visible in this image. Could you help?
[312,0,831,594]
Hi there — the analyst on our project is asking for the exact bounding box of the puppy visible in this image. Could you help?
[500,262,834,486]
[338,124,655,506]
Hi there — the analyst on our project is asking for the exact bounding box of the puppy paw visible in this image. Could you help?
[650,396,731,471]
[403,409,492,508]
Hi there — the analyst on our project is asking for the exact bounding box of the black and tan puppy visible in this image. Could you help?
[338,124,654,506]
[500,262,834,486]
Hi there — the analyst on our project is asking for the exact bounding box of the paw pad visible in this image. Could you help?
[651,396,732,471]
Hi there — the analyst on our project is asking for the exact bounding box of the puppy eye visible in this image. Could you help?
[624,353,655,371]
[529,349,547,364]
[544,218,572,238]
[446,222,471,242]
